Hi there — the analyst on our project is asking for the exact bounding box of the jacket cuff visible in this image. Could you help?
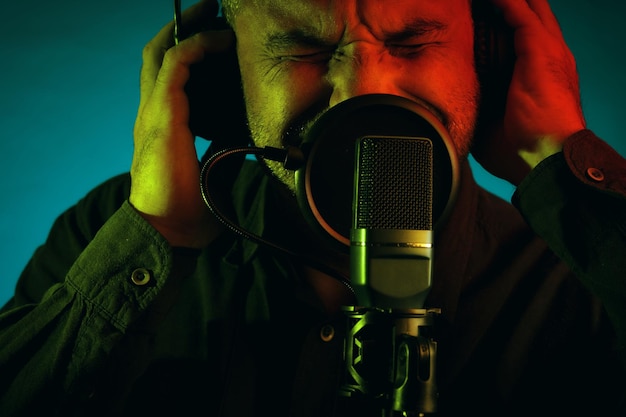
[65,201,200,332]
[562,129,626,198]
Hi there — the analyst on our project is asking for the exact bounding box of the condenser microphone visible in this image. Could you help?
[351,135,434,309]
[295,95,459,414]
[295,94,459,308]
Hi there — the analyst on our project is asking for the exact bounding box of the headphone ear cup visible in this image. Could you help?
[473,0,515,129]
[473,0,492,82]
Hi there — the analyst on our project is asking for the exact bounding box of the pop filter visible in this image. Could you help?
[295,94,459,251]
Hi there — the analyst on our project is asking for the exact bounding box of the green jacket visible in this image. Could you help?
[1,130,625,416]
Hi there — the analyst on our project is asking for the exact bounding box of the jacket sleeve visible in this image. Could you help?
[513,129,626,362]
[0,174,199,416]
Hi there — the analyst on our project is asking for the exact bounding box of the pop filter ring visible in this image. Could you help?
[295,94,459,251]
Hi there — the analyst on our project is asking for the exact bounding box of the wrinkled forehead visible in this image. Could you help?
[226,0,336,25]
[228,0,472,38]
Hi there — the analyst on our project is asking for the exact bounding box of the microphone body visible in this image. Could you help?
[343,135,440,415]
[351,135,434,309]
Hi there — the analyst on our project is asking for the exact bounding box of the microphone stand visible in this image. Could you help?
[339,305,440,416]
[286,95,459,416]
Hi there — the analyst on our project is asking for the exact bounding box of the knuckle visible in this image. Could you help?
[141,41,157,59]
[161,46,179,64]
[142,40,168,63]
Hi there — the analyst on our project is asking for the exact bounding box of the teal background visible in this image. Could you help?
[1,0,625,305]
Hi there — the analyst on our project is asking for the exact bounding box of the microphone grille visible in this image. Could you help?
[354,136,433,230]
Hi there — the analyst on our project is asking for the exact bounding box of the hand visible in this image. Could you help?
[472,0,586,185]
[130,0,234,248]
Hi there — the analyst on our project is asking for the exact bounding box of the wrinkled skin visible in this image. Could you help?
[235,0,480,190]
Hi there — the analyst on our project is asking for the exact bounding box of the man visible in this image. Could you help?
[1,0,625,416]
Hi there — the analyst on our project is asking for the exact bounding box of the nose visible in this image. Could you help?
[326,43,403,107]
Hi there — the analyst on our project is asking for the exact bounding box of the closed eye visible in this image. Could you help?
[384,17,447,58]
[279,50,335,63]
[265,29,337,64]
[387,43,433,58]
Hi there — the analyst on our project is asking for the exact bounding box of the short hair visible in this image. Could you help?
[221,0,475,26]
[220,0,239,24]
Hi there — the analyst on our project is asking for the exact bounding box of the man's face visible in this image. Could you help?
[232,0,480,191]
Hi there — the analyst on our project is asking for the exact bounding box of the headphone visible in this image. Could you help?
[472,0,516,128]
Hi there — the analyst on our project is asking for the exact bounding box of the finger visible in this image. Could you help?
[489,0,540,30]
[138,29,234,133]
[177,0,220,39]
[491,0,561,36]
[139,0,219,106]
[154,29,235,98]
[163,0,219,47]
[525,0,563,35]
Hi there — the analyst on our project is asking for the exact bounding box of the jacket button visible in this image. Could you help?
[320,324,335,342]
[130,268,152,286]
[586,167,605,182]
